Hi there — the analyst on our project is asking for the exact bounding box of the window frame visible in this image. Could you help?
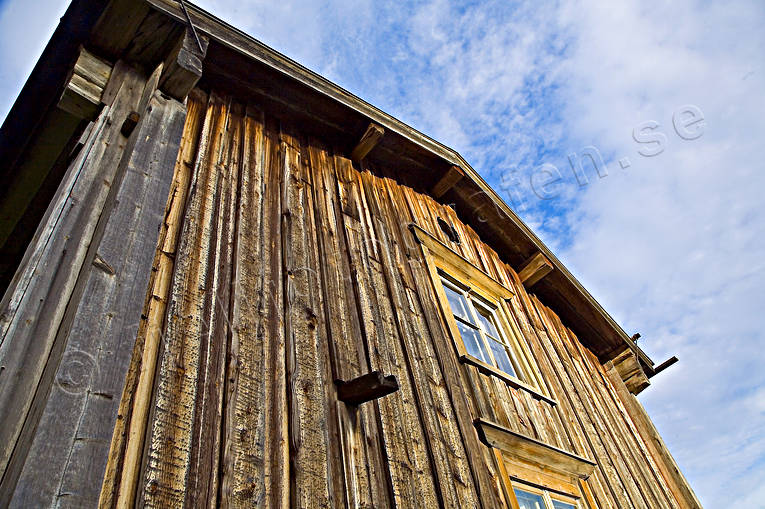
[410,223,554,404]
[478,419,597,509]
[438,273,522,379]
[510,480,581,509]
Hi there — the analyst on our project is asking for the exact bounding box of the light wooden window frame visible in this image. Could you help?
[509,480,581,509]
[439,273,522,378]
[410,223,554,404]
[476,419,598,509]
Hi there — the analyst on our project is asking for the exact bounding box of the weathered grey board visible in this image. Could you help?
[5,89,186,508]
[0,65,146,490]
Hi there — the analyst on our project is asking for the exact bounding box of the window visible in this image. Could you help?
[440,275,519,378]
[477,419,597,509]
[512,483,580,509]
[409,223,553,404]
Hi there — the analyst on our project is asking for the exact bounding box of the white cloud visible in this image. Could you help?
[548,1,765,505]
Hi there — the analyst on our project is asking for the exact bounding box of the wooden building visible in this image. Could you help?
[0,0,700,507]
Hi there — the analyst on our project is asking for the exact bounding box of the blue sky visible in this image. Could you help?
[2,0,764,506]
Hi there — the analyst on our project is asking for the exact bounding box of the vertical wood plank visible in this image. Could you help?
[335,160,440,508]
[141,93,230,507]
[0,66,145,493]
[100,88,208,509]
[184,99,242,508]
[360,172,479,508]
[8,89,187,508]
[280,128,334,508]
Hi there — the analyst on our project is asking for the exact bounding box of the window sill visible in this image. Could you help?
[460,354,558,406]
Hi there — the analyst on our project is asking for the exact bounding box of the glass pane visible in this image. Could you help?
[475,306,500,338]
[442,282,472,322]
[513,488,546,509]
[489,337,517,376]
[456,321,489,363]
[552,500,576,509]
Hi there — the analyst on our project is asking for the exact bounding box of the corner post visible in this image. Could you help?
[0,22,206,507]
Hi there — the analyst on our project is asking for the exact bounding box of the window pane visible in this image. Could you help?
[456,321,489,363]
[513,488,546,509]
[442,282,472,323]
[475,306,500,338]
[488,337,516,376]
[552,500,576,509]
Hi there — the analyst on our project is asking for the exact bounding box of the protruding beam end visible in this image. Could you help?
[350,123,385,162]
[431,165,464,199]
[58,47,113,120]
[337,371,399,406]
[518,252,554,288]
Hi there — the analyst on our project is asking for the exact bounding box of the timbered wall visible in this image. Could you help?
[98,90,693,508]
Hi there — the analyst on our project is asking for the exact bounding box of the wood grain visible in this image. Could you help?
[5,85,697,508]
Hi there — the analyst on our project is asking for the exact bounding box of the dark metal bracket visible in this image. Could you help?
[179,0,205,53]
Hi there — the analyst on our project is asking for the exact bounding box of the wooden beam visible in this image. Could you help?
[350,123,384,162]
[159,27,209,101]
[57,47,112,120]
[475,418,596,479]
[90,0,152,59]
[518,252,554,288]
[336,371,399,406]
[0,66,147,499]
[431,165,464,199]
[3,88,188,508]
[612,348,651,395]
[649,356,678,378]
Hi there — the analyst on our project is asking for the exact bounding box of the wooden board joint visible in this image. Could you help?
[57,46,113,120]
[159,26,209,101]
[612,348,651,395]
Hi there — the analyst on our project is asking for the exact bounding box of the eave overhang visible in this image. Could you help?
[0,0,656,367]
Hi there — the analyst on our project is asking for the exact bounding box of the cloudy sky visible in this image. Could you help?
[2,0,764,506]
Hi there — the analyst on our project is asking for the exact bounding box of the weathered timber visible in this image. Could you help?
[0,3,700,506]
[4,88,187,509]
[475,419,596,480]
[97,89,207,509]
[159,27,209,101]
[350,123,384,162]
[309,145,391,507]
[612,348,651,395]
[392,182,506,507]
[90,0,152,59]
[281,127,336,508]
[140,92,232,507]
[337,371,399,406]
[650,356,679,377]
[605,364,703,509]
[431,165,464,199]
[0,64,145,495]
[58,47,113,120]
[336,158,440,507]
[0,107,84,292]
[518,252,554,288]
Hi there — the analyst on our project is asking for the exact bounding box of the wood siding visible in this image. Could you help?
[92,90,692,508]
